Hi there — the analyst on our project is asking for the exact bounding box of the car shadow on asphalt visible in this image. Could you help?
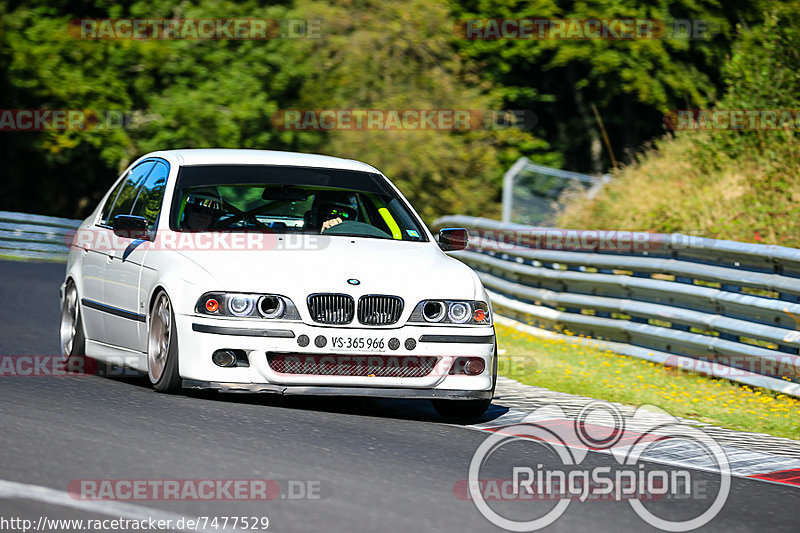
[210,393,511,426]
[95,365,510,426]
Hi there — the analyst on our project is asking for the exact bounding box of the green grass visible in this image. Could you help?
[556,132,800,248]
[495,323,800,440]
[0,254,66,263]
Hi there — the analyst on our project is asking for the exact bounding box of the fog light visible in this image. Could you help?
[465,358,485,376]
[212,349,237,367]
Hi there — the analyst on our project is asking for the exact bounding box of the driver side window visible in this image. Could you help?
[130,162,168,230]
[99,161,156,226]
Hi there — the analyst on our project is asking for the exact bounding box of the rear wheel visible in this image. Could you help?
[148,291,181,393]
[59,282,86,361]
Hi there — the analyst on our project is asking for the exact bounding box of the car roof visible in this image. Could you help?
[147,149,382,174]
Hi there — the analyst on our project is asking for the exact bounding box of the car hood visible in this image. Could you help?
[171,235,480,303]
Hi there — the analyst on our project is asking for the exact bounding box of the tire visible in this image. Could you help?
[60,281,86,362]
[147,291,181,393]
[432,340,497,420]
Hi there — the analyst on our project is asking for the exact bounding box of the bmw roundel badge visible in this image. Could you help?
[347,279,360,286]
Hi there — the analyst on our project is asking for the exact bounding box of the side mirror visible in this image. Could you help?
[112,215,149,239]
[438,228,469,251]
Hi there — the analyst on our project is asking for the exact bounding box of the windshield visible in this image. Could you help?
[170,165,427,241]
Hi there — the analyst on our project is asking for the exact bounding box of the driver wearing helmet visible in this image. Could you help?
[181,190,222,230]
[311,191,359,232]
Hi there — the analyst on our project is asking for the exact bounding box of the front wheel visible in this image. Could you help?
[147,291,181,393]
[60,282,86,361]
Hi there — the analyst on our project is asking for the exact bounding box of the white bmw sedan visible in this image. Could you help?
[60,149,496,417]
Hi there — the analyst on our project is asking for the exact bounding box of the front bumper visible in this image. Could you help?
[176,314,495,397]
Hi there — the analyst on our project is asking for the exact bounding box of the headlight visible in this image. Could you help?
[422,300,446,322]
[258,295,285,319]
[196,292,300,320]
[228,295,255,317]
[448,302,470,323]
[409,300,491,325]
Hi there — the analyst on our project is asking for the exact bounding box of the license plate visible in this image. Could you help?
[330,336,387,352]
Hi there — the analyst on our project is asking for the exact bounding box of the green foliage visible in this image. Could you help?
[287,0,551,221]
[695,6,800,165]
[0,0,786,225]
[558,7,800,246]
[0,0,308,217]
[452,0,765,171]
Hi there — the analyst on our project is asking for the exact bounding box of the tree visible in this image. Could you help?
[451,0,767,172]
[0,0,306,217]
[286,0,552,221]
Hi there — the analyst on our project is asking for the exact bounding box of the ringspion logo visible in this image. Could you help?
[465,402,730,530]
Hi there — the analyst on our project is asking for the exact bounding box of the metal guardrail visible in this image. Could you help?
[433,216,800,397]
[3,209,800,396]
[0,211,80,261]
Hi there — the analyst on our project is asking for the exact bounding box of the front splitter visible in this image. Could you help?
[182,379,492,400]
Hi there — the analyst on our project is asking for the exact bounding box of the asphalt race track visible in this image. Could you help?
[0,260,797,532]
